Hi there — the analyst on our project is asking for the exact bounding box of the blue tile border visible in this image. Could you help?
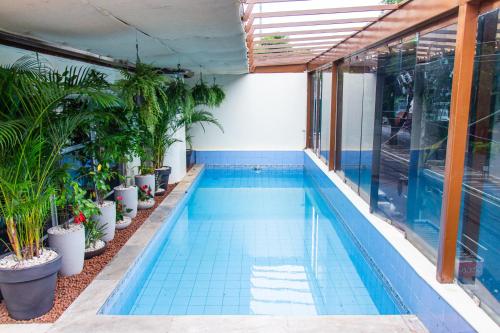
[195,150,304,166]
[303,152,475,333]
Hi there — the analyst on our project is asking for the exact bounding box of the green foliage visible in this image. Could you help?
[381,0,405,3]
[116,63,169,171]
[89,162,116,205]
[0,55,118,261]
[84,219,105,249]
[209,80,225,107]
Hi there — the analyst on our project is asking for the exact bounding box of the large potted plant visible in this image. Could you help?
[116,62,169,203]
[0,56,117,319]
[89,105,139,218]
[91,162,116,242]
[48,181,97,276]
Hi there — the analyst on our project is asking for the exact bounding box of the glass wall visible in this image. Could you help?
[456,8,500,322]
[365,24,456,260]
[337,51,377,201]
[320,68,332,163]
[310,67,333,166]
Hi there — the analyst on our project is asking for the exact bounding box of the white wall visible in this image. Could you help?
[189,73,307,151]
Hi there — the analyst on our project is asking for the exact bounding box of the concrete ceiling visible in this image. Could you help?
[0,0,249,74]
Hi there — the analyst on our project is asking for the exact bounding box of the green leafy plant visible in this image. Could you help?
[56,178,100,228]
[192,73,212,106]
[0,56,117,261]
[209,78,226,107]
[116,63,169,172]
[182,102,223,149]
[84,219,105,248]
[89,162,116,205]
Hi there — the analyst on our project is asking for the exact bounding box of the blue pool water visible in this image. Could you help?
[103,168,405,315]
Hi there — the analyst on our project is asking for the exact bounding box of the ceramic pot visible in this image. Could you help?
[114,185,138,218]
[94,201,116,242]
[186,149,193,167]
[84,241,107,260]
[47,223,84,276]
[134,174,155,194]
[0,251,61,320]
[116,216,132,230]
[154,166,171,196]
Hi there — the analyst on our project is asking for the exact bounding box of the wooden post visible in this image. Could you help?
[436,1,479,283]
[329,63,338,170]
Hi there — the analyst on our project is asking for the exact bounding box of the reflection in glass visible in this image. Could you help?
[370,25,458,260]
[457,9,500,323]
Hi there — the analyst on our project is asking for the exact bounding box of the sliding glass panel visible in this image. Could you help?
[373,37,416,225]
[339,58,362,191]
[457,9,500,323]
[404,24,457,259]
[312,71,322,156]
[320,68,332,164]
[359,51,378,201]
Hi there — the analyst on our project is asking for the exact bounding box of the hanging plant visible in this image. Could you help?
[209,77,225,107]
[191,73,212,106]
[166,76,193,112]
[116,62,167,134]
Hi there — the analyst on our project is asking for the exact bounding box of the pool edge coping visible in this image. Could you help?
[44,163,426,333]
[304,149,498,333]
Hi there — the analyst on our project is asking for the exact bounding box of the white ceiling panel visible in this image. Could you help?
[0,0,248,74]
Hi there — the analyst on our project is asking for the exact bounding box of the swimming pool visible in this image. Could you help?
[103,167,406,316]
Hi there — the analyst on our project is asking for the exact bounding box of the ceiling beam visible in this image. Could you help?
[255,45,333,52]
[250,5,398,19]
[251,17,377,30]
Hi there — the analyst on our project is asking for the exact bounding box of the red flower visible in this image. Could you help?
[75,211,86,224]
[117,195,123,201]
[142,185,148,190]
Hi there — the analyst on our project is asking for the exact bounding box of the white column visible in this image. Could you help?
[164,124,187,183]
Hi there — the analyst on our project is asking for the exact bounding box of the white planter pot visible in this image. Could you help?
[134,174,155,194]
[47,223,85,276]
[116,216,132,230]
[94,201,116,242]
[114,185,138,218]
[137,199,155,210]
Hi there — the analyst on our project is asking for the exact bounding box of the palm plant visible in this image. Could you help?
[182,102,223,149]
[152,97,183,169]
[0,56,118,261]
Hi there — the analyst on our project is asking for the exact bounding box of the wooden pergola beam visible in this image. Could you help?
[254,41,337,49]
[437,0,479,283]
[243,4,254,21]
[244,0,311,4]
[250,5,397,19]
[309,0,463,65]
[253,29,358,38]
[254,35,347,44]
[251,17,377,30]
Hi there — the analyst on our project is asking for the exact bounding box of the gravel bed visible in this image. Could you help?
[0,183,176,324]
